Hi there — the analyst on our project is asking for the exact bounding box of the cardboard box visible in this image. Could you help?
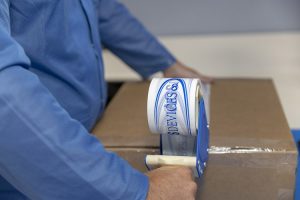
[210,79,294,150]
[108,148,295,200]
[93,81,158,148]
[93,79,297,199]
[94,79,295,150]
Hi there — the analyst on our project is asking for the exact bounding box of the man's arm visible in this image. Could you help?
[0,1,148,199]
[95,0,176,78]
[95,0,213,83]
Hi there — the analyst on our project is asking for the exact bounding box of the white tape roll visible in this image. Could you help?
[147,78,201,136]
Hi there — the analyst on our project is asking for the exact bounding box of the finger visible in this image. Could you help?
[199,74,214,84]
[177,167,194,180]
[152,166,180,173]
[190,181,198,194]
[184,182,197,200]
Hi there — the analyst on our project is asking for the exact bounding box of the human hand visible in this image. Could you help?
[146,166,197,200]
[163,62,213,84]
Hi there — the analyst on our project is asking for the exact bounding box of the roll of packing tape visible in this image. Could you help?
[147,78,201,136]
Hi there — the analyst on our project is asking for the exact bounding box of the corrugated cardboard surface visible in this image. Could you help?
[197,163,294,200]
[210,79,294,150]
[93,79,297,199]
[109,148,296,200]
[93,79,295,151]
[93,81,157,148]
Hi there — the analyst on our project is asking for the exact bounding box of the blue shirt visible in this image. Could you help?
[0,0,176,199]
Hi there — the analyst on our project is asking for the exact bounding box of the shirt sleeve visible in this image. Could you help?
[96,0,177,78]
[0,2,149,200]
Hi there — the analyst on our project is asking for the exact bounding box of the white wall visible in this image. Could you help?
[121,0,300,36]
[103,33,300,129]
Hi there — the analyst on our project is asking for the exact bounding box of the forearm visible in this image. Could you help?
[1,3,149,198]
[97,0,176,78]
[0,66,149,199]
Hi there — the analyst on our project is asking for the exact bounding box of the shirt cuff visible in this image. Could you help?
[122,169,149,200]
[139,54,177,79]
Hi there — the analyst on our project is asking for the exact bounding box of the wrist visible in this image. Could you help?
[163,61,185,77]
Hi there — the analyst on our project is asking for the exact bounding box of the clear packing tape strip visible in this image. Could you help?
[145,78,210,177]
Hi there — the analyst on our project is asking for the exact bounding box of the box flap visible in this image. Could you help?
[93,82,157,147]
[210,79,294,151]
[93,79,295,151]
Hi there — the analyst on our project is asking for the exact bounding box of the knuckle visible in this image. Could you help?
[180,167,193,177]
[180,181,197,200]
[190,181,197,192]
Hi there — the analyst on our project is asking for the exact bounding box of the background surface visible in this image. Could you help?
[103,1,300,129]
